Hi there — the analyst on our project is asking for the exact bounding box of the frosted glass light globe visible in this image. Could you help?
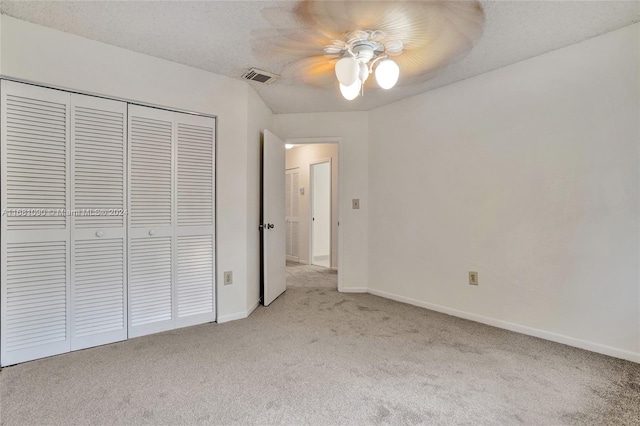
[339,80,361,100]
[375,59,400,89]
[335,57,359,86]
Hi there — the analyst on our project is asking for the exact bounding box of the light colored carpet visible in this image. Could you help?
[1,287,639,425]
[286,261,337,288]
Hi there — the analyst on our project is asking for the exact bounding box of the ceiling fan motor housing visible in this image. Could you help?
[351,40,384,63]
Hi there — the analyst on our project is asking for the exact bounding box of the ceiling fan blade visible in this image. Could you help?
[296,1,484,48]
[285,55,339,88]
[393,2,484,78]
[296,1,416,42]
[253,28,337,62]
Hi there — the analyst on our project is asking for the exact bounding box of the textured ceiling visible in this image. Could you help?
[1,1,639,114]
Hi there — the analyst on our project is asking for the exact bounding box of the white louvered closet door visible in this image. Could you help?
[1,81,71,365]
[128,105,175,338]
[175,112,215,328]
[70,94,127,350]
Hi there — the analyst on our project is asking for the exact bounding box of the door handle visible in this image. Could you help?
[96,230,104,237]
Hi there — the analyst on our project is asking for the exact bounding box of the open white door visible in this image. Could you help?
[311,161,331,268]
[262,130,286,306]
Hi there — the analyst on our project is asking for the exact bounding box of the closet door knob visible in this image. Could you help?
[96,231,104,237]
[149,230,156,236]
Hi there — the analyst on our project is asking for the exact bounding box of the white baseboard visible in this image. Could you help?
[340,287,368,293]
[367,288,640,364]
[247,300,260,316]
[217,300,261,324]
[216,311,246,324]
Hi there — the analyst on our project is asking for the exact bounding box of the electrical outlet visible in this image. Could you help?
[224,271,233,285]
[469,271,478,286]
[352,199,360,209]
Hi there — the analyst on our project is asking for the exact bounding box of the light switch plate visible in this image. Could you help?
[352,199,360,209]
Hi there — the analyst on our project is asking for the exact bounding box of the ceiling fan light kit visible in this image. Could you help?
[331,32,402,100]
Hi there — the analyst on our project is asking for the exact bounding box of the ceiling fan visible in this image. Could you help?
[263,0,485,100]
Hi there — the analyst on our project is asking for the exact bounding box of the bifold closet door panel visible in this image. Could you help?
[128,105,175,338]
[175,113,215,328]
[70,94,127,350]
[1,81,72,366]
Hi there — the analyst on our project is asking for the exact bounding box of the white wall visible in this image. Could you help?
[274,112,369,291]
[368,23,640,361]
[246,88,273,312]
[285,143,339,267]
[0,15,272,321]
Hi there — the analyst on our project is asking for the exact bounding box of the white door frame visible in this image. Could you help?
[284,137,343,292]
[309,158,332,269]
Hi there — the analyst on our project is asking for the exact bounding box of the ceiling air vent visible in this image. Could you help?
[242,68,279,85]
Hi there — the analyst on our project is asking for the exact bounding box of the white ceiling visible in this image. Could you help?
[1,1,638,114]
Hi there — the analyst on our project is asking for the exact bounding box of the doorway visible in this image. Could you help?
[283,142,339,290]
